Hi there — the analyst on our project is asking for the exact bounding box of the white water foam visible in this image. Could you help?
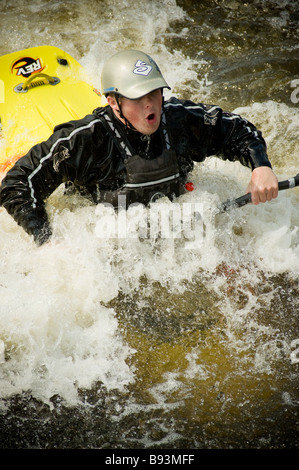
[0,0,298,407]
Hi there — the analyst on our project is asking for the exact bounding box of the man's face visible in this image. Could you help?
[107,89,163,135]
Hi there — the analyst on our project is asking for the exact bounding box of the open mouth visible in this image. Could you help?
[146,113,155,122]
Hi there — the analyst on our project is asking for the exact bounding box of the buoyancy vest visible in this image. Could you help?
[95,109,189,208]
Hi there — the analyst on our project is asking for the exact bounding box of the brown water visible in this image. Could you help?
[0,0,298,450]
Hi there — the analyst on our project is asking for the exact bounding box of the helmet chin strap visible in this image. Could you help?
[115,95,137,132]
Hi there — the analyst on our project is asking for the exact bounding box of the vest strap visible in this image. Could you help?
[101,112,134,158]
[100,108,171,157]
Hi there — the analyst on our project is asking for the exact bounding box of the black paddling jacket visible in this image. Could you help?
[0,97,271,244]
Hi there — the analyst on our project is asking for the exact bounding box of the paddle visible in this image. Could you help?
[218,173,299,213]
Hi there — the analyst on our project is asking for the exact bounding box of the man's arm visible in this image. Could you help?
[0,117,90,243]
[219,109,278,203]
[0,138,63,244]
[0,112,108,244]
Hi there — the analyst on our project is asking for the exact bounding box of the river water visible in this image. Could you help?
[0,0,298,450]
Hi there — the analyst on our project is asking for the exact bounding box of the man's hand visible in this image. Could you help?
[246,166,278,205]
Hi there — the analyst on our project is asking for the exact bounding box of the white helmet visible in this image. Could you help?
[101,50,170,99]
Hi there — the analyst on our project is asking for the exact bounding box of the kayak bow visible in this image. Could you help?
[0,45,106,180]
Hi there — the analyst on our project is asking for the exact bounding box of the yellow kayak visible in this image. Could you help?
[0,45,106,180]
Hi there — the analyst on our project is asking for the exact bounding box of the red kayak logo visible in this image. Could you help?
[11,56,45,78]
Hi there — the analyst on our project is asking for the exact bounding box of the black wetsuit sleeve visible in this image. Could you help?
[166,98,272,170]
[219,110,271,170]
[0,113,106,244]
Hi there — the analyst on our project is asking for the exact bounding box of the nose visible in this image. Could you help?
[142,93,154,107]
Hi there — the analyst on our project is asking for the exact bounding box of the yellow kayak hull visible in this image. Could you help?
[0,45,106,180]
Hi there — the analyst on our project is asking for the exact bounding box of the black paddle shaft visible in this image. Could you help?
[218,173,299,213]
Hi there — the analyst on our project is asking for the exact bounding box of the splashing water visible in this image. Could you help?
[0,0,298,449]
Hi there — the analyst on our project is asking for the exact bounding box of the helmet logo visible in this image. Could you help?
[133,60,152,76]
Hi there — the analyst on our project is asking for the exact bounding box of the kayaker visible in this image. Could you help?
[0,49,278,245]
